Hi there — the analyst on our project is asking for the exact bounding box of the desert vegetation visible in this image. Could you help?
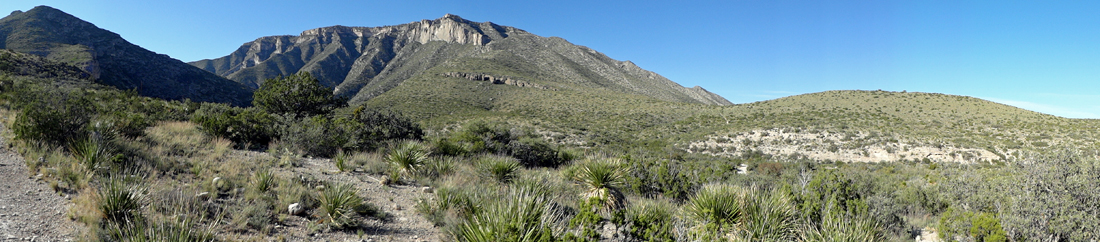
[4,49,1100,241]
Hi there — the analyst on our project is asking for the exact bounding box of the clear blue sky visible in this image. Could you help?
[5,0,1100,118]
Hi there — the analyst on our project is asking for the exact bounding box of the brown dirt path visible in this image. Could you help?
[0,124,79,241]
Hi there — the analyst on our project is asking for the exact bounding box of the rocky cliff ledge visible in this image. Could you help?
[442,72,549,89]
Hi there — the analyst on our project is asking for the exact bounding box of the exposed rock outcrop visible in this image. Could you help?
[190,14,731,106]
[441,72,549,89]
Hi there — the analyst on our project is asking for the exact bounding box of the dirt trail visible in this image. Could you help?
[0,126,78,241]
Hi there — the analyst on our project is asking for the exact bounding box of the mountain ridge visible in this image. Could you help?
[190,14,732,106]
[0,5,253,106]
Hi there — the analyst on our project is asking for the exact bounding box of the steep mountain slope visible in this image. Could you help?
[0,6,253,106]
[190,14,730,105]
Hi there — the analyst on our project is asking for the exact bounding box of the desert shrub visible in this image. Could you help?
[418,186,478,227]
[508,137,565,167]
[625,198,679,242]
[337,106,423,152]
[12,95,94,146]
[386,141,430,183]
[252,72,346,117]
[191,103,275,149]
[276,115,344,157]
[233,200,273,232]
[685,184,800,241]
[1000,153,1100,241]
[97,178,146,226]
[801,210,884,242]
[71,134,122,173]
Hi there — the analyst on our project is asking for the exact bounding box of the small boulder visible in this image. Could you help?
[421,187,433,193]
[289,203,305,215]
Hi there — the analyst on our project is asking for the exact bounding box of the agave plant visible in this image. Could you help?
[567,158,628,213]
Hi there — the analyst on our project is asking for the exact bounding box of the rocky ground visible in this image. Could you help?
[0,131,79,241]
[255,155,442,242]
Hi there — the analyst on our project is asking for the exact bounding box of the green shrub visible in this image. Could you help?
[252,72,346,117]
[13,96,93,147]
[191,103,275,149]
[276,115,345,157]
[626,199,678,242]
[508,137,564,167]
[338,106,424,152]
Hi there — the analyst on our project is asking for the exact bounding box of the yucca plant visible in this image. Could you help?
[567,158,628,213]
[480,156,521,184]
[685,184,801,241]
[97,177,146,225]
[453,186,559,242]
[800,209,883,242]
[318,183,364,228]
[735,189,799,241]
[251,169,276,194]
[71,135,121,172]
[685,183,744,232]
[386,140,430,182]
[334,151,351,172]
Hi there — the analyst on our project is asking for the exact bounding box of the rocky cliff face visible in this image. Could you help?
[0,6,253,106]
[191,14,731,106]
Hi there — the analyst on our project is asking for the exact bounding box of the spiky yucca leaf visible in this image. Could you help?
[386,140,429,179]
[97,178,146,225]
[568,158,628,212]
[319,183,364,228]
[480,156,521,183]
[685,183,744,231]
[454,186,559,242]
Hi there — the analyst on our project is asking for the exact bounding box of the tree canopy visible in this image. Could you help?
[252,72,346,116]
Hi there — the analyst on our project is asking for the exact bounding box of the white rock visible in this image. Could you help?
[421,187,433,193]
[289,203,305,215]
